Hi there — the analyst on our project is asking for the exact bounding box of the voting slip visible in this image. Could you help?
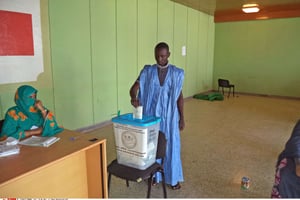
[0,145,20,157]
[19,136,60,147]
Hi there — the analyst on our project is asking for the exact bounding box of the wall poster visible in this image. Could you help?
[0,0,43,84]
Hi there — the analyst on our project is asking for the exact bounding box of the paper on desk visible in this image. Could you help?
[0,137,19,145]
[0,144,20,157]
[19,136,60,147]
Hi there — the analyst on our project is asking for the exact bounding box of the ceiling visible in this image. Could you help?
[170,0,300,22]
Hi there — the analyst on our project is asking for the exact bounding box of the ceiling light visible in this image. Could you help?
[242,3,260,13]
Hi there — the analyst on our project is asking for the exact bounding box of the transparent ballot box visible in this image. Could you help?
[112,113,161,170]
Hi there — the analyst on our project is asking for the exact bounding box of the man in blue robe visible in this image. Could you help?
[130,42,185,190]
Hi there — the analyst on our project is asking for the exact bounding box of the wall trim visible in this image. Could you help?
[211,90,300,101]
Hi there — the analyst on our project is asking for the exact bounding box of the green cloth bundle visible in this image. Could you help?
[193,92,224,101]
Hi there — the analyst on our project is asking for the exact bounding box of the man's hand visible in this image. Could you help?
[179,118,185,131]
[131,98,140,108]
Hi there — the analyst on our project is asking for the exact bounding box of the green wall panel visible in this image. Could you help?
[214,18,300,97]
[197,12,209,91]
[206,16,215,91]
[43,0,215,129]
[157,0,174,62]
[49,0,93,129]
[90,0,118,123]
[185,8,199,97]
[173,3,188,96]
[116,0,138,114]
[137,0,158,70]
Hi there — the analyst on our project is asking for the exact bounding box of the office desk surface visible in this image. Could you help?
[0,129,107,198]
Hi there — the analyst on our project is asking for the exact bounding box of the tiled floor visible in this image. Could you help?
[86,94,300,198]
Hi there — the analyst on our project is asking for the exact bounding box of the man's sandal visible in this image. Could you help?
[169,182,181,190]
[151,178,158,186]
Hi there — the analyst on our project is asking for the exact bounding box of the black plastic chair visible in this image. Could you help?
[218,78,235,97]
[107,131,167,198]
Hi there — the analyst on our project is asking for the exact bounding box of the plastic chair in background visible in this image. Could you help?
[107,131,167,198]
[218,78,235,98]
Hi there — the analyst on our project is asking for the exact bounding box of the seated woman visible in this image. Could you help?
[0,85,63,140]
[271,120,300,198]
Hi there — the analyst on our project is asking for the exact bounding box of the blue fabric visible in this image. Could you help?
[276,120,300,197]
[138,64,184,185]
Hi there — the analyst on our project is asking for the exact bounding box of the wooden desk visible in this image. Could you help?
[0,129,107,198]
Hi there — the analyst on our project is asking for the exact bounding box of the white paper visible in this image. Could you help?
[133,106,143,119]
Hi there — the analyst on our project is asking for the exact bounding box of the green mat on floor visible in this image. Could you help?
[193,92,224,101]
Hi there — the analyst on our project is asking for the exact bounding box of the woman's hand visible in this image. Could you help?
[35,100,48,118]
[23,127,43,138]
[35,100,44,111]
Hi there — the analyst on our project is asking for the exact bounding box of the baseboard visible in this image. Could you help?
[211,90,300,101]
[76,120,113,133]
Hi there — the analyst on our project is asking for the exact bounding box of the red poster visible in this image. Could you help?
[0,10,34,56]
